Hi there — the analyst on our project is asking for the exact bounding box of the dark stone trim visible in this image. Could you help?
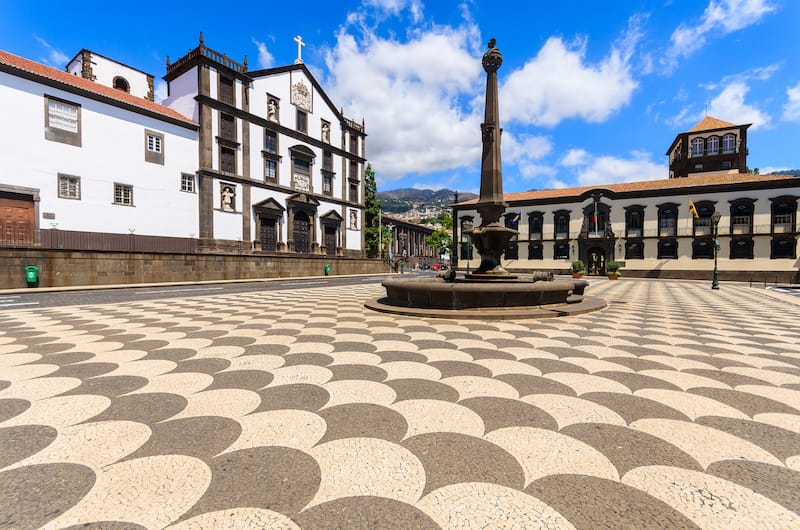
[144,129,165,165]
[196,169,364,210]
[43,94,81,147]
[196,94,365,162]
[0,65,197,130]
[216,136,240,148]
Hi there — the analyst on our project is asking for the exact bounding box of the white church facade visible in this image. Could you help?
[0,35,367,258]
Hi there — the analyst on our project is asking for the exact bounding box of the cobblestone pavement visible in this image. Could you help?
[1,279,800,529]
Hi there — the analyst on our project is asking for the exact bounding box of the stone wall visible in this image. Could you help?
[0,248,388,289]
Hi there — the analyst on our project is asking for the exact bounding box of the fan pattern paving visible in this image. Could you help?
[1,279,800,529]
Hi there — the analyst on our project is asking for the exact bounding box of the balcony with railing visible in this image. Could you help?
[167,36,247,77]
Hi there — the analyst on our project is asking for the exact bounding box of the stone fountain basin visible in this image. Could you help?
[381,276,588,310]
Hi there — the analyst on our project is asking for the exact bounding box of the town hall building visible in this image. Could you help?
[454,116,799,283]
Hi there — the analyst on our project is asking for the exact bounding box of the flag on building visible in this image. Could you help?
[593,202,598,231]
[689,200,699,219]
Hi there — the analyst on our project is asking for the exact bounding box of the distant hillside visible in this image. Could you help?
[770,169,800,175]
[378,188,477,214]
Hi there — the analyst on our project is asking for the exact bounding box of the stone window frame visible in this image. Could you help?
[348,181,359,203]
[657,203,678,237]
[553,210,570,240]
[144,129,165,165]
[289,145,315,193]
[527,211,543,240]
[57,173,81,200]
[296,109,307,134]
[706,135,719,155]
[218,75,235,106]
[625,205,645,238]
[219,146,237,175]
[44,94,81,147]
[264,158,278,182]
[113,183,134,207]
[180,173,195,193]
[322,174,333,196]
[692,201,716,237]
[690,137,704,157]
[264,129,278,154]
[722,133,736,154]
[113,76,130,93]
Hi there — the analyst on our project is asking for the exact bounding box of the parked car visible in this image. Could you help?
[431,264,441,271]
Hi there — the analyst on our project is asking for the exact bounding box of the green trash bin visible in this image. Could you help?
[324,264,331,276]
[25,265,39,286]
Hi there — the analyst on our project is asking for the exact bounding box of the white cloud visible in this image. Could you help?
[323,14,483,183]
[664,0,776,70]
[502,132,554,180]
[362,0,424,23]
[33,35,68,66]
[500,33,638,127]
[251,38,274,69]
[707,81,770,128]
[782,81,800,122]
[560,149,589,167]
[557,150,665,187]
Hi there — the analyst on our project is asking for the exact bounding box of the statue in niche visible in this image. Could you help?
[350,209,357,229]
[267,99,278,122]
[321,122,330,143]
[221,185,235,211]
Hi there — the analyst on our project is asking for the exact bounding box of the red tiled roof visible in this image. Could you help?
[458,172,800,205]
[689,116,737,132]
[0,49,196,127]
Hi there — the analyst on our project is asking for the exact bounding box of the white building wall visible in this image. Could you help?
[66,53,152,100]
[212,180,242,241]
[0,71,198,238]
[89,55,151,100]
[163,67,199,122]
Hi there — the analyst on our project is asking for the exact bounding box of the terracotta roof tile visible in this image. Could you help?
[0,49,196,127]
[689,116,737,132]
[458,172,800,205]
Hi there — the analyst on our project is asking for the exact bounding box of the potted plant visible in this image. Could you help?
[571,259,585,278]
[607,261,621,280]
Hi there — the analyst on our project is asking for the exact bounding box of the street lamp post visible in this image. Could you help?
[711,210,722,290]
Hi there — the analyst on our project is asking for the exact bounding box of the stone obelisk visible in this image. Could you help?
[468,39,518,277]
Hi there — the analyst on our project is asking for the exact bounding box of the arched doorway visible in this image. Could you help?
[588,247,606,275]
[293,211,311,254]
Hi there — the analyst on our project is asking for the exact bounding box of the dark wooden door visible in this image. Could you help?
[294,211,310,253]
[0,194,34,244]
[260,218,276,251]
[324,226,336,255]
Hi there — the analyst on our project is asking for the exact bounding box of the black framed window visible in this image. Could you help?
[219,76,234,105]
[658,239,678,259]
[658,205,677,237]
[296,110,307,133]
[625,240,644,260]
[625,207,644,238]
[554,211,570,240]
[265,130,277,153]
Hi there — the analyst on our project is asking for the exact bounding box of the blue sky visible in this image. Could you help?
[3,0,799,193]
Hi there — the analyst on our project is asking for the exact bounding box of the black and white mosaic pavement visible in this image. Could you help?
[1,279,799,529]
